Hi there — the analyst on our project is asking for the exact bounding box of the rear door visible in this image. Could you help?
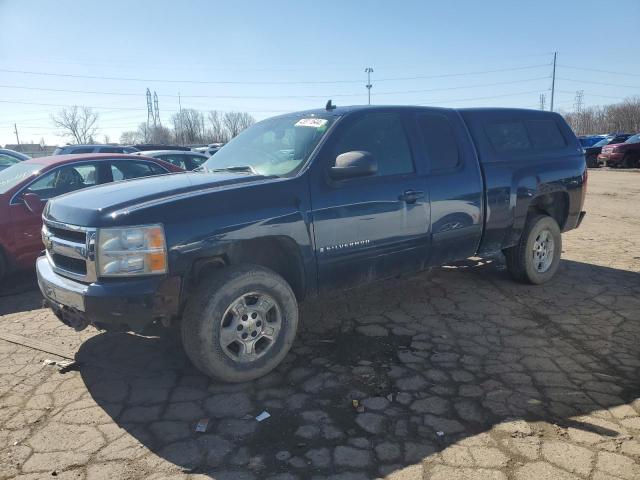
[310,110,431,292]
[413,110,483,265]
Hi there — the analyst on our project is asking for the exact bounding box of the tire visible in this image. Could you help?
[181,264,298,383]
[503,214,562,285]
[623,154,639,169]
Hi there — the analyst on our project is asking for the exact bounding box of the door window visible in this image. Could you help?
[335,113,414,176]
[26,163,97,199]
[417,114,460,171]
[110,161,167,181]
[158,154,188,170]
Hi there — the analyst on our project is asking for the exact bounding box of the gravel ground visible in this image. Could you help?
[0,168,639,480]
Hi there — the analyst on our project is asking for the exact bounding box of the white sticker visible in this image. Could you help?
[295,118,328,128]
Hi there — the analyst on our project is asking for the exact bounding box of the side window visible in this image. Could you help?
[189,155,207,168]
[26,163,97,199]
[99,146,125,153]
[159,155,187,170]
[417,114,460,171]
[525,120,566,149]
[69,147,95,154]
[335,113,413,176]
[110,161,167,182]
[485,122,531,152]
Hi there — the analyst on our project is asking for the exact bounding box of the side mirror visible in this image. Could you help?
[329,151,377,180]
[22,192,42,213]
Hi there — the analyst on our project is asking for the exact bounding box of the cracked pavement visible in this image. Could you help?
[1,169,639,479]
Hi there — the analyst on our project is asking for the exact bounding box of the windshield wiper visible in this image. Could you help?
[211,165,259,175]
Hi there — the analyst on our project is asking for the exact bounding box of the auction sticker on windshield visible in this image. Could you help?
[295,118,328,128]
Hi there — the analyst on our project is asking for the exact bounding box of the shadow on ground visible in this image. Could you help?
[0,271,40,316]
[76,258,640,478]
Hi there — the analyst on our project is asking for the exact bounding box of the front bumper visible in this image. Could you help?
[598,152,623,165]
[37,256,181,332]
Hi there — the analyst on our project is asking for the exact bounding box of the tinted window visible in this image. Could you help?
[189,155,207,167]
[111,161,167,181]
[99,146,125,153]
[27,163,97,199]
[417,114,460,171]
[336,113,413,176]
[485,122,531,152]
[68,147,95,154]
[526,120,566,149]
[624,134,640,144]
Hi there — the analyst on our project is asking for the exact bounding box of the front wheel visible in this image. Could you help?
[181,264,298,383]
[503,214,562,285]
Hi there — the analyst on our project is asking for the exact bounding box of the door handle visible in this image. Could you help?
[399,189,425,204]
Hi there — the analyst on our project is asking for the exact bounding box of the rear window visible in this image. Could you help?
[485,119,566,153]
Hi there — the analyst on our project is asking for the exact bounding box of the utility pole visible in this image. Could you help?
[14,123,20,146]
[365,67,374,105]
[550,52,557,112]
[539,93,546,111]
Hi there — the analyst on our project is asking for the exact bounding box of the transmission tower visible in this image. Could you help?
[365,67,373,105]
[153,91,161,127]
[146,88,153,131]
[539,93,546,111]
[573,90,584,113]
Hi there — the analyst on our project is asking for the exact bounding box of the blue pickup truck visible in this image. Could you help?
[36,105,587,382]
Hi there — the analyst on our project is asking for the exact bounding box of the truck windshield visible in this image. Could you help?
[0,163,43,194]
[201,114,335,176]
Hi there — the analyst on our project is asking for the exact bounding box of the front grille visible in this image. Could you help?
[51,254,87,275]
[43,219,97,283]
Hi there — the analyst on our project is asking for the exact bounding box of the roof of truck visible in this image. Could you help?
[281,105,548,118]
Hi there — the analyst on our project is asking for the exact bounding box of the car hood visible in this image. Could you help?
[44,171,273,226]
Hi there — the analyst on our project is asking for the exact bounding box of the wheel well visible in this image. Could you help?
[190,236,306,300]
[527,192,569,229]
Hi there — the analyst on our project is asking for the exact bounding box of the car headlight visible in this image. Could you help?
[97,225,167,277]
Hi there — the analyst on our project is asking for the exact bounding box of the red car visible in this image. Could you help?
[598,133,640,168]
[0,153,183,281]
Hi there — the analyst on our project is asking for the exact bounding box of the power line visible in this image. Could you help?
[557,77,640,89]
[558,65,640,77]
[0,76,550,99]
[0,63,550,85]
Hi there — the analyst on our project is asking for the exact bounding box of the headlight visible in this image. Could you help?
[97,225,167,277]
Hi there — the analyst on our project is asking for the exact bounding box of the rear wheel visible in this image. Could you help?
[623,153,638,169]
[181,264,298,383]
[503,214,562,284]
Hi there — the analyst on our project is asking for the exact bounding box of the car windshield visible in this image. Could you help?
[0,162,43,194]
[624,134,640,144]
[593,138,611,147]
[200,114,335,176]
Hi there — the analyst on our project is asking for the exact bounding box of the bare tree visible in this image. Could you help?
[223,111,255,139]
[563,96,640,135]
[207,110,228,143]
[172,109,206,144]
[51,106,99,144]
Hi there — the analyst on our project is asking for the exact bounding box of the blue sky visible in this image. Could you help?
[1,0,639,146]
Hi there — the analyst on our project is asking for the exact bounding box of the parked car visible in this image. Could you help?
[578,135,607,148]
[131,144,191,152]
[583,134,632,167]
[53,144,139,155]
[0,148,31,172]
[37,106,586,383]
[598,133,640,168]
[0,154,183,281]
[134,150,208,171]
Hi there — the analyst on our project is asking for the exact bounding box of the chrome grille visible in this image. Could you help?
[42,219,97,283]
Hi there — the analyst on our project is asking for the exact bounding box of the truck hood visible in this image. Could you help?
[44,171,272,226]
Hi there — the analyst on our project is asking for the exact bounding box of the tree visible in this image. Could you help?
[120,123,173,145]
[563,96,640,135]
[223,111,255,139]
[51,106,99,144]
[207,110,228,143]
[172,109,205,145]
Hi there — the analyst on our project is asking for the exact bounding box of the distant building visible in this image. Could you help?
[3,143,57,158]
